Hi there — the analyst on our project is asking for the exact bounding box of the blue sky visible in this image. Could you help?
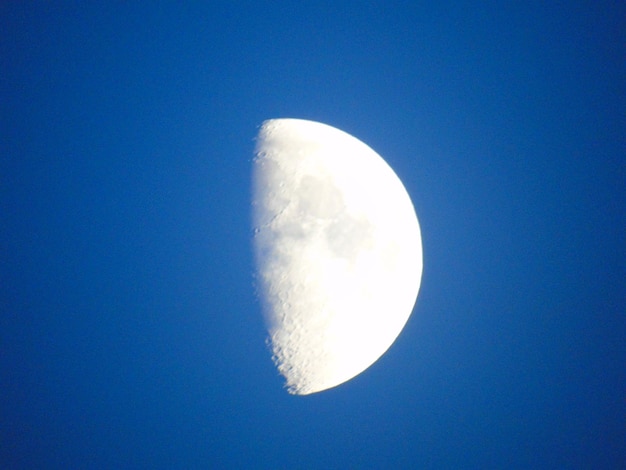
[2,2,624,468]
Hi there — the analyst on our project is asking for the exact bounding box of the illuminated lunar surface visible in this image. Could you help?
[252,118,422,395]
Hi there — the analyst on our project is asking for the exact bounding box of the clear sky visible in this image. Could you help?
[2,2,624,468]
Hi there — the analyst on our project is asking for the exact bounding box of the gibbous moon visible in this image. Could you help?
[252,118,422,395]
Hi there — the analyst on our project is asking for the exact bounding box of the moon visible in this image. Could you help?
[252,118,423,395]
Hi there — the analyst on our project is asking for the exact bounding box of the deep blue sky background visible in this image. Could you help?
[2,2,624,468]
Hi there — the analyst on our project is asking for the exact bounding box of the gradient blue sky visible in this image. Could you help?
[2,2,624,468]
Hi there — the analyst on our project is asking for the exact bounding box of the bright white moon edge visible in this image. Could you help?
[252,118,422,395]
